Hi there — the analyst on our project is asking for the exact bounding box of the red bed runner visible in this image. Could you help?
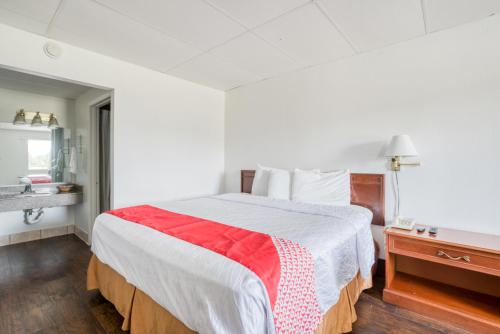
[107,205,321,333]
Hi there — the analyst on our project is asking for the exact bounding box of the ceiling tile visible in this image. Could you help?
[95,0,246,50]
[168,53,261,90]
[0,7,49,35]
[0,0,60,23]
[319,0,425,51]
[254,4,354,67]
[48,0,201,72]
[208,32,299,78]
[207,0,308,28]
[424,0,500,32]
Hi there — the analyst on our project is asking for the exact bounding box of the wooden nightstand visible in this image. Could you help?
[383,227,500,333]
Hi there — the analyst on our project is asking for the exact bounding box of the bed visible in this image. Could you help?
[87,171,384,334]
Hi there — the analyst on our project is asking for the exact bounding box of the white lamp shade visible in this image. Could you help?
[385,135,418,157]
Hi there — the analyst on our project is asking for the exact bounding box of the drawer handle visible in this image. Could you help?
[437,250,470,262]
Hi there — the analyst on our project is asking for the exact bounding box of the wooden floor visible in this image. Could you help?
[0,235,470,334]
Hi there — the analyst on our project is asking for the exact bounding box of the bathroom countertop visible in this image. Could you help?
[0,191,83,213]
[0,183,68,193]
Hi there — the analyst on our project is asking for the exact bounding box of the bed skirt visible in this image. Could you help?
[87,254,372,334]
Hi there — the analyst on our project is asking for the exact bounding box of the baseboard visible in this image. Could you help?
[0,225,75,247]
[74,225,90,245]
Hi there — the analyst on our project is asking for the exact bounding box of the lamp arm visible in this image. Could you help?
[398,161,421,167]
[390,156,420,171]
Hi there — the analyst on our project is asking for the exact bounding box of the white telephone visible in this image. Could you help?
[391,217,415,230]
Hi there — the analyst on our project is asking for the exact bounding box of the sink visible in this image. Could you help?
[0,188,82,213]
[0,189,55,200]
[16,192,52,198]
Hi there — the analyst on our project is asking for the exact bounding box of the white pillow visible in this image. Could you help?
[292,169,351,206]
[251,164,291,198]
[267,169,291,200]
[251,164,271,196]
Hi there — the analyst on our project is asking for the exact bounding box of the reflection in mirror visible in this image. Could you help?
[0,122,70,186]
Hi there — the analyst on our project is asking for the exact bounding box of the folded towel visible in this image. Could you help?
[28,175,52,184]
[69,146,77,174]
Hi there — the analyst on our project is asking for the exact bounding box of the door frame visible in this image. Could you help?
[89,96,113,242]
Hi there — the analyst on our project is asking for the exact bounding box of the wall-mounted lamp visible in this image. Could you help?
[385,134,420,225]
[12,109,60,129]
[13,109,27,125]
[48,113,59,129]
[385,134,420,171]
[31,112,43,127]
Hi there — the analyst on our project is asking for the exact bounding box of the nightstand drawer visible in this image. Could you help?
[389,236,500,276]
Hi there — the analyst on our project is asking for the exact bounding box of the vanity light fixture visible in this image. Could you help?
[48,113,59,129]
[31,112,43,127]
[385,134,420,171]
[12,110,60,129]
[13,109,27,125]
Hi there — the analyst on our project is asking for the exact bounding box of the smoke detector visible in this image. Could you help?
[43,41,62,59]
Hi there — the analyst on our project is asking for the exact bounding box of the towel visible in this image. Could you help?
[69,146,77,174]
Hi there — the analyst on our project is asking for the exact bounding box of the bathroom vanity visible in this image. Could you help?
[0,185,83,213]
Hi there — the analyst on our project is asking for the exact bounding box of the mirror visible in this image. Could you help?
[0,122,71,186]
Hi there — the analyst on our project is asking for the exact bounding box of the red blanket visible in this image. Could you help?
[107,205,321,333]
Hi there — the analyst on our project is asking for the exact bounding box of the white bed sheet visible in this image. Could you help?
[91,193,374,334]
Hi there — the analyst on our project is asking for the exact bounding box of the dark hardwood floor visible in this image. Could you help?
[0,235,470,334]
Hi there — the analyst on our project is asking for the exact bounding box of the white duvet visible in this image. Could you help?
[91,193,374,334]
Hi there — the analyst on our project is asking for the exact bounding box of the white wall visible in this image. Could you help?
[225,16,500,251]
[0,24,225,239]
[0,209,72,235]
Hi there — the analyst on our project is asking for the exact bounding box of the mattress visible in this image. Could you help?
[91,193,374,334]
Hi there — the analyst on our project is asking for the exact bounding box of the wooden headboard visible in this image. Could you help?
[241,170,385,226]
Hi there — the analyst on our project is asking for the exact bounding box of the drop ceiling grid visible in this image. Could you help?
[0,0,499,91]
[87,0,200,49]
[174,0,359,63]
[199,0,315,67]
[164,0,362,88]
[420,0,429,34]
[45,0,63,35]
[0,0,61,35]
[42,0,324,79]
[0,0,61,24]
[314,1,360,53]
[0,6,48,35]
[422,0,500,33]
[0,0,432,85]
[46,0,204,72]
[161,0,321,73]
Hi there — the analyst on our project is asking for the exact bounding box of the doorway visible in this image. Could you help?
[91,98,112,221]
[97,102,111,213]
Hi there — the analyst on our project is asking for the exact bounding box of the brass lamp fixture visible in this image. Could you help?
[13,109,27,125]
[390,156,421,171]
[31,112,43,127]
[12,109,59,129]
[385,135,420,171]
[48,113,59,129]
